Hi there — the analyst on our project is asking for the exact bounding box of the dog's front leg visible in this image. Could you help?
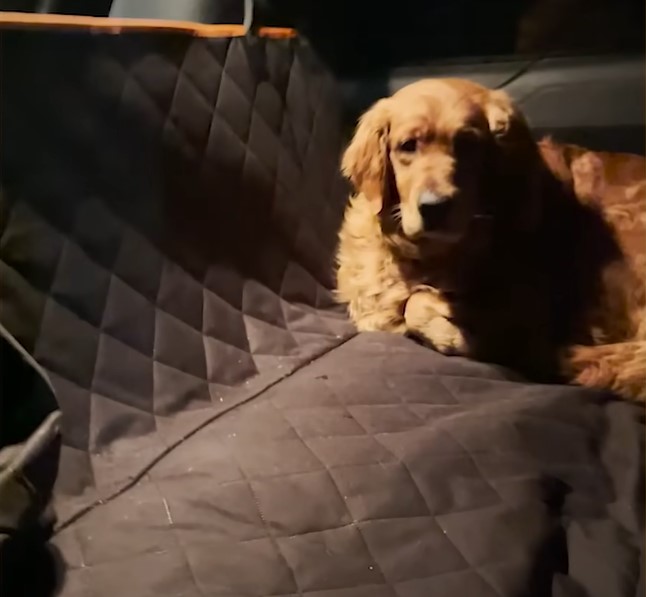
[404,287,468,355]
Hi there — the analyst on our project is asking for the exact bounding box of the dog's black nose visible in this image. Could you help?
[420,199,452,230]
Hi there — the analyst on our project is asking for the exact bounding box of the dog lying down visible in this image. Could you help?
[336,78,646,401]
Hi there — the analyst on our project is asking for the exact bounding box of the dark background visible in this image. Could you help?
[2,0,644,154]
[2,0,644,73]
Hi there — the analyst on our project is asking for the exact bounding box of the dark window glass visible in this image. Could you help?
[267,0,645,74]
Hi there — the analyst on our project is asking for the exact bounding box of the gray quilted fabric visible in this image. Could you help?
[1,29,355,498]
[1,26,643,597]
[51,335,645,596]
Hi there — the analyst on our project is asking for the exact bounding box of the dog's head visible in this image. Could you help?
[342,78,535,242]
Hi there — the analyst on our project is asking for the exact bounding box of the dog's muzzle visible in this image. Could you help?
[419,190,452,231]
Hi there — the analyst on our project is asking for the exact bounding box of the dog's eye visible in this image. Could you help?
[398,138,418,153]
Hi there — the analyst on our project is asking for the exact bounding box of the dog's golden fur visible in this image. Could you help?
[336,78,646,400]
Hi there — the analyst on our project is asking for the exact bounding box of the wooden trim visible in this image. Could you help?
[0,11,296,38]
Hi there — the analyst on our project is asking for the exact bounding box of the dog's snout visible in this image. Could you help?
[419,191,452,230]
[419,190,447,206]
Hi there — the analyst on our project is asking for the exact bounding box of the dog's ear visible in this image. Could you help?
[341,99,391,214]
[484,89,541,230]
[484,90,530,146]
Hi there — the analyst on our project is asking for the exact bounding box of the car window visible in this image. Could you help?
[279,0,644,74]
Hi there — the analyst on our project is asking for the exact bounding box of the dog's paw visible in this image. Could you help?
[562,343,646,401]
[418,316,468,355]
[404,290,467,355]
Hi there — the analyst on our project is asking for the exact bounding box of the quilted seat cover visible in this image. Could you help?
[1,19,643,597]
[0,25,355,495]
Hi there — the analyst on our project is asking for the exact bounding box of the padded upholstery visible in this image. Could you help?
[1,29,354,496]
[0,24,643,597]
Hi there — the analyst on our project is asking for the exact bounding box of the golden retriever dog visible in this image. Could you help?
[336,78,646,400]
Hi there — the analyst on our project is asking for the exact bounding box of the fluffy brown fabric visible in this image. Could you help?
[336,78,646,400]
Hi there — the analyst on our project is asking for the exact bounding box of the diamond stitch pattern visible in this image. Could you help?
[1,26,643,597]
